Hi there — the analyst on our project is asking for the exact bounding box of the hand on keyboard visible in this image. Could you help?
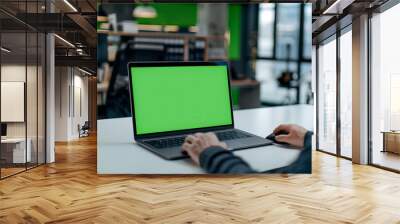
[182,132,227,165]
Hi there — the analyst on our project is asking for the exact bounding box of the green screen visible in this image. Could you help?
[131,65,233,135]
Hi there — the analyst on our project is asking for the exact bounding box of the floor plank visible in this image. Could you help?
[0,135,400,223]
[372,150,400,171]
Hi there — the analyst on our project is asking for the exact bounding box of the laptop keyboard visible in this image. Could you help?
[144,130,251,149]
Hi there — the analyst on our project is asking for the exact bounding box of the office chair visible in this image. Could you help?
[78,121,90,138]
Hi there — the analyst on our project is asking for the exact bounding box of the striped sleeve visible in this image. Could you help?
[199,131,313,174]
[199,147,255,174]
[264,131,313,174]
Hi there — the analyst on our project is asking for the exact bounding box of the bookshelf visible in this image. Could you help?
[98,30,217,61]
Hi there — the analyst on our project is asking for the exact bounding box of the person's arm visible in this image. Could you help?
[181,133,255,173]
[182,125,312,174]
[198,130,312,174]
[264,131,312,174]
[199,146,255,174]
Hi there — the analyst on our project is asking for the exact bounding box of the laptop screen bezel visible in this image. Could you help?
[128,61,235,140]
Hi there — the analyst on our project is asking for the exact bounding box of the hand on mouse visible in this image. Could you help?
[182,132,227,165]
[273,124,307,148]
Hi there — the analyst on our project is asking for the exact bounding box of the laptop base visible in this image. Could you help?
[137,129,273,160]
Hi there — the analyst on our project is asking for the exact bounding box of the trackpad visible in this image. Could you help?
[226,137,272,150]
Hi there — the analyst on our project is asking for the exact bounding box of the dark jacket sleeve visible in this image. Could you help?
[264,131,312,174]
[199,147,255,174]
[199,131,313,174]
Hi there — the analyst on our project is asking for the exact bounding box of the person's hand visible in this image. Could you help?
[182,132,227,165]
[273,124,307,148]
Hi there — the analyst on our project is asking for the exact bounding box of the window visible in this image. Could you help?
[256,60,298,104]
[0,0,47,179]
[339,28,352,158]
[258,4,275,58]
[316,26,353,159]
[300,63,312,104]
[303,4,312,59]
[370,3,400,171]
[317,36,337,154]
[275,4,300,60]
[256,3,312,105]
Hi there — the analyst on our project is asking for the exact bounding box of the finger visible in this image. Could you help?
[182,143,195,157]
[192,133,205,145]
[219,142,228,149]
[184,147,200,165]
[194,133,205,138]
[182,142,191,151]
[274,124,291,134]
[199,134,210,146]
[205,132,218,141]
[182,142,195,154]
[185,135,197,144]
[206,132,224,148]
[275,134,290,143]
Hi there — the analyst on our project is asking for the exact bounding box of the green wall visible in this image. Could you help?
[228,5,242,60]
[134,4,241,60]
[136,4,197,27]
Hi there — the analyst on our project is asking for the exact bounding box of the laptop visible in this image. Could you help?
[128,61,273,160]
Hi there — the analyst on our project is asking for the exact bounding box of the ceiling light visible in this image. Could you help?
[1,47,11,53]
[322,0,354,15]
[78,67,93,76]
[54,34,75,48]
[323,0,341,14]
[63,0,78,12]
[189,26,198,33]
[133,6,157,19]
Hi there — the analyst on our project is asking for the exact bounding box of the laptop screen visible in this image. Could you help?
[130,64,233,135]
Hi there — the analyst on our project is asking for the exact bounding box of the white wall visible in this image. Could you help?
[55,66,69,141]
[1,65,26,81]
[1,63,46,164]
[54,67,89,141]
[1,65,39,138]
[1,82,25,122]
[1,65,26,129]
[76,72,89,138]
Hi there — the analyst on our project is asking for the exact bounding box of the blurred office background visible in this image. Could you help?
[97,3,312,119]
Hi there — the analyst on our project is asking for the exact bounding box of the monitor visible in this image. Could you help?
[1,123,7,137]
[129,62,233,136]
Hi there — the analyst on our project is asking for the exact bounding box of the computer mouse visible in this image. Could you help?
[266,131,289,145]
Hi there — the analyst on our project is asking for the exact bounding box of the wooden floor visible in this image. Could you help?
[1,167,26,178]
[372,150,400,171]
[1,135,400,223]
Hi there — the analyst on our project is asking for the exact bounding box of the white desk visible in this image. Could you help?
[97,105,313,174]
[1,138,32,163]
